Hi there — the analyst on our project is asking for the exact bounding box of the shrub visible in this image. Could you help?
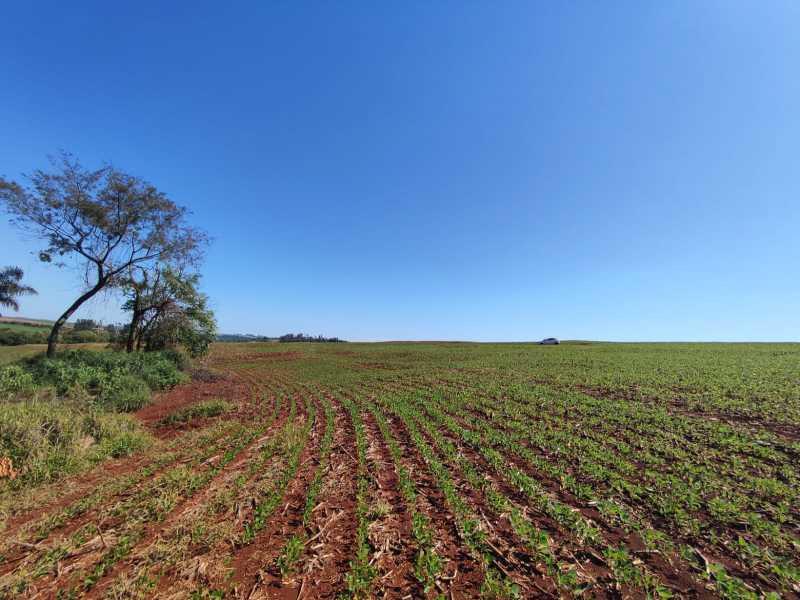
[132,353,188,390]
[0,328,47,346]
[98,373,151,412]
[0,365,36,400]
[0,399,150,490]
[160,348,190,371]
[82,410,151,458]
[24,355,109,395]
[62,329,99,344]
[0,348,186,493]
[22,349,187,398]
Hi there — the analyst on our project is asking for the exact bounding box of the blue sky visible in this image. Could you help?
[1,1,798,341]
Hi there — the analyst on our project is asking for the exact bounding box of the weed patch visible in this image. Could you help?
[0,398,150,490]
[160,399,232,426]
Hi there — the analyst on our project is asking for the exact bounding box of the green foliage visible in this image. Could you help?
[0,266,37,312]
[481,568,522,599]
[0,399,150,490]
[276,534,304,577]
[0,348,187,420]
[278,333,343,343]
[73,319,98,332]
[0,152,207,357]
[0,364,35,400]
[178,317,216,358]
[159,399,231,425]
[159,348,190,371]
[23,349,187,394]
[61,329,107,344]
[0,326,112,346]
[0,349,161,497]
[132,351,190,389]
[0,322,111,346]
[0,327,47,346]
[97,374,150,412]
[133,270,217,358]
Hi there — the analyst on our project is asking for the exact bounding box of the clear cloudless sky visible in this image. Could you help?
[1,1,798,341]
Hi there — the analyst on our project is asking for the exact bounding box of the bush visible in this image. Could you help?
[160,348,190,371]
[0,326,113,346]
[98,373,151,412]
[0,365,36,400]
[0,328,47,346]
[23,349,187,397]
[24,357,108,396]
[0,348,186,493]
[131,352,188,390]
[62,329,99,344]
[0,399,150,490]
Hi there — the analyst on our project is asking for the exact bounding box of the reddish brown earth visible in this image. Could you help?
[229,394,324,599]
[288,394,359,600]
[136,371,252,434]
[379,408,485,598]
[2,347,796,599]
[359,406,419,598]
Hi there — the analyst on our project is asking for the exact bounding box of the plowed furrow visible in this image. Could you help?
[359,400,419,598]
[82,388,297,599]
[0,420,245,593]
[409,411,581,597]
[290,394,357,599]
[1,371,264,560]
[408,392,714,598]
[376,400,484,598]
[6,390,284,599]
[460,388,800,593]
[227,394,323,599]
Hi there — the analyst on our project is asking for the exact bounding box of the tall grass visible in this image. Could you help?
[0,348,187,492]
[0,393,151,491]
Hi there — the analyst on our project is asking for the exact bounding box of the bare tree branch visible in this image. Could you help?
[0,151,208,356]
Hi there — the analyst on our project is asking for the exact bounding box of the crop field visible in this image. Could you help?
[1,342,798,599]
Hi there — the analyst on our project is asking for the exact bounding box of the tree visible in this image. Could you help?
[0,153,206,357]
[123,268,216,357]
[120,265,172,352]
[0,266,37,312]
[73,318,98,331]
[278,332,343,343]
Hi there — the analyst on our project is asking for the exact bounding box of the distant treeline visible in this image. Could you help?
[0,319,119,346]
[216,334,277,343]
[279,333,344,343]
[215,333,345,343]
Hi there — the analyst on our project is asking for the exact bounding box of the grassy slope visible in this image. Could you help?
[0,343,108,366]
[0,323,50,334]
[0,345,45,365]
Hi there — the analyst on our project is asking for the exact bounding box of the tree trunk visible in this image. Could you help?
[126,311,142,352]
[137,314,156,351]
[46,279,107,358]
[126,293,142,353]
